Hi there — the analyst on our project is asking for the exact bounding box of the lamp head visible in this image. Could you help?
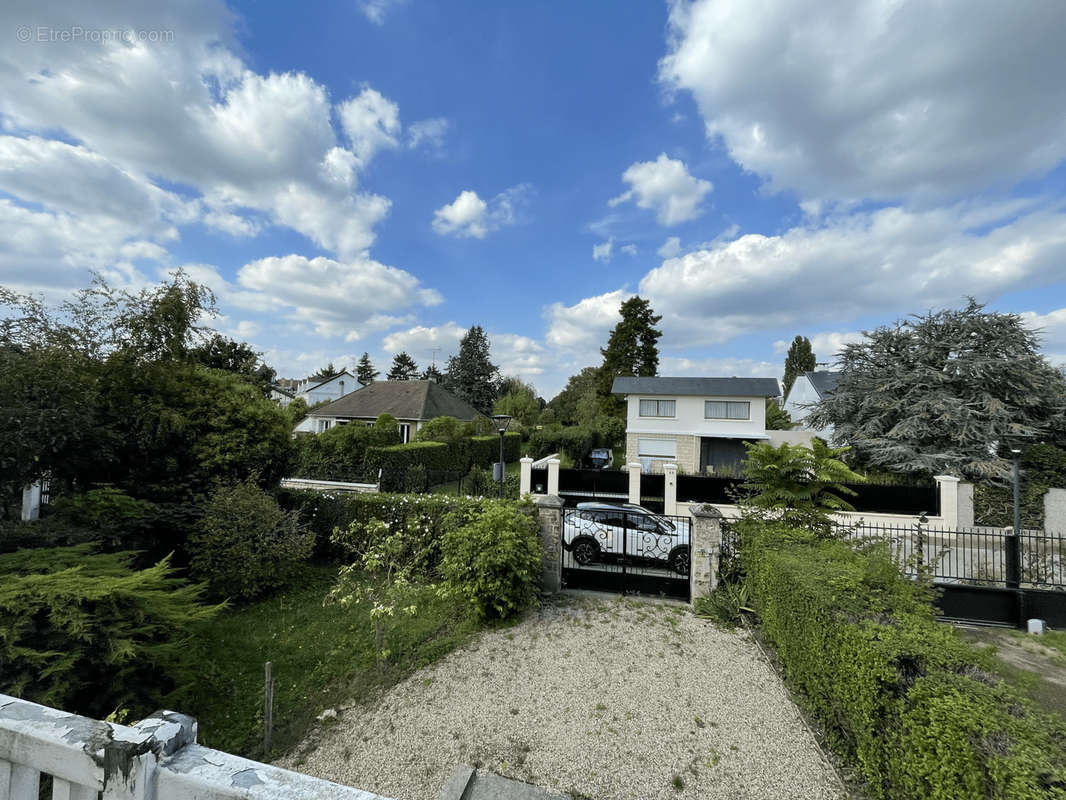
[491,414,512,433]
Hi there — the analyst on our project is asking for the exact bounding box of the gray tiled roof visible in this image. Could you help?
[805,371,841,397]
[611,376,781,397]
[308,380,483,422]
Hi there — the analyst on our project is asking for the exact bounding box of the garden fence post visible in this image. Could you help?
[663,463,678,516]
[546,458,560,497]
[520,457,533,496]
[627,462,642,506]
[934,475,959,529]
[1045,488,1066,536]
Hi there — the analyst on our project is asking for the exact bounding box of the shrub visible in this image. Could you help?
[189,480,314,602]
[439,500,542,620]
[366,441,461,490]
[467,433,521,468]
[466,465,495,497]
[742,521,1066,798]
[308,491,486,563]
[415,415,466,443]
[293,420,399,482]
[0,545,218,719]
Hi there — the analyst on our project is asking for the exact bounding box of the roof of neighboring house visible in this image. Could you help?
[303,370,356,392]
[307,380,483,422]
[270,384,295,398]
[612,376,781,398]
[804,371,841,397]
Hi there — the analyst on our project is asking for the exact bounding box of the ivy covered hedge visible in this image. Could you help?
[741,523,1066,799]
[363,431,522,489]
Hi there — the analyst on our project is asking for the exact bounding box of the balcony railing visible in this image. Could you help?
[0,693,392,800]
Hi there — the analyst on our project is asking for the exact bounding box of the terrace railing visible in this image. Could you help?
[0,694,391,800]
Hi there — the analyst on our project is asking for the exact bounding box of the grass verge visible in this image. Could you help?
[183,562,479,759]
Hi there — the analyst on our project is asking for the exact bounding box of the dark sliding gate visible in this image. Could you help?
[560,507,691,600]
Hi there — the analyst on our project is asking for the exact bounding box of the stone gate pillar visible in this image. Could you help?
[533,494,564,594]
[689,503,724,602]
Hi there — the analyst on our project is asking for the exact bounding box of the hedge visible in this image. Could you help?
[277,489,487,560]
[740,523,1066,798]
[467,432,521,468]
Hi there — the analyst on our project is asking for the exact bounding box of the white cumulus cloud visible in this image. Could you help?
[432,185,530,238]
[609,153,712,225]
[660,0,1066,203]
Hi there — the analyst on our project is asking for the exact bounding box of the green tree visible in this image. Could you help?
[0,274,293,511]
[421,363,444,382]
[445,325,499,414]
[493,378,540,426]
[765,399,795,430]
[782,335,816,400]
[741,440,863,536]
[356,352,379,385]
[546,366,602,425]
[313,362,337,379]
[189,334,276,395]
[598,296,662,401]
[807,300,1066,481]
[387,351,419,380]
[415,416,466,443]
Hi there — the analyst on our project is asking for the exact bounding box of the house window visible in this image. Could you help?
[705,401,750,420]
[398,423,411,443]
[637,438,676,459]
[316,418,333,433]
[639,399,676,417]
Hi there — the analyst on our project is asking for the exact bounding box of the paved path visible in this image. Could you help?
[279,594,844,800]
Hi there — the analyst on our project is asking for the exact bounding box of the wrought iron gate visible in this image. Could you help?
[560,506,691,600]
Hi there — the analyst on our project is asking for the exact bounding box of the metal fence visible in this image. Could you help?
[839,521,1066,590]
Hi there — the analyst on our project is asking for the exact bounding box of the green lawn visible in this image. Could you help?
[184,563,478,759]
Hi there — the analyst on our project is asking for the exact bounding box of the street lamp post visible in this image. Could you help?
[491,414,512,499]
[1007,447,1022,589]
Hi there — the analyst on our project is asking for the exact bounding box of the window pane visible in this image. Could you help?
[728,402,750,419]
[705,401,727,418]
[659,400,675,417]
[639,399,656,416]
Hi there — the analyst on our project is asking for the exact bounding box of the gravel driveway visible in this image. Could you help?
[279,593,844,800]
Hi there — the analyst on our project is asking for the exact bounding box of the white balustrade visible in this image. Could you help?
[0,694,392,800]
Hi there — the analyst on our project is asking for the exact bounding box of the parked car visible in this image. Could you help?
[562,502,690,574]
[585,448,614,470]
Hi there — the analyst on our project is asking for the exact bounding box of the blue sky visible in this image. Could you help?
[3,0,1066,397]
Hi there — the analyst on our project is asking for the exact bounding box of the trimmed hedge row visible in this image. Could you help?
[365,432,521,476]
[741,523,1066,799]
[467,433,522,468]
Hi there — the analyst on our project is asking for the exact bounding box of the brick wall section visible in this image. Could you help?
[533,494,564,593]
[625,433,699,473]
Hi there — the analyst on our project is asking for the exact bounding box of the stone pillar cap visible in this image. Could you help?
[689,503,724,519]
[533,494,565,508]
[933,474,961,483]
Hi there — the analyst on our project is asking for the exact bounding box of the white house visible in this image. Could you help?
[296,370,358,405]
[293,379,483,442]
[783,371,840,441]
[268,384,295,407]
[612,376,792,474]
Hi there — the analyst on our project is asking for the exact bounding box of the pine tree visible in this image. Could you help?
[782,336,816,400]
[807,300,1066,480]
[445,325,499,414]
[387,351,419,381]
[598,296,662,398]
[421,363,444,383]
[356,352,379,385]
